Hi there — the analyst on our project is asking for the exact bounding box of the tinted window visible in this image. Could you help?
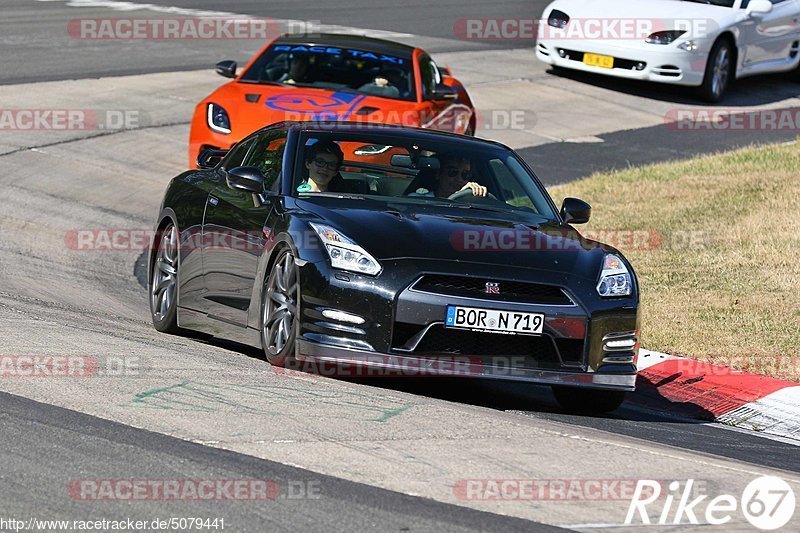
[292,131,559,223]
[243,130,287,192]
[418,54,438,99]
[221,139,253,170]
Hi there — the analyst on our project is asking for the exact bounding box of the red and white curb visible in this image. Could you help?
[631,350,800,444]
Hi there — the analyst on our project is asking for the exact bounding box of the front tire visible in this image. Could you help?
[699,39,734,103]
[261,248,299,367]
[149,223,182,334]
[552,386,626,414]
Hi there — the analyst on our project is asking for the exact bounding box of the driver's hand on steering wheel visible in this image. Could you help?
[459,182,487,197]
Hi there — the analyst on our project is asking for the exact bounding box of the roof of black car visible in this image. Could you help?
[272,33,416,58]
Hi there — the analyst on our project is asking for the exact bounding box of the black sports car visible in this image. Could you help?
[149,122,640,413]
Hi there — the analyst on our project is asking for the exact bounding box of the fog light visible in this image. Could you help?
[322,309,365,325]
[605,338,637,350]
[558,49,567,58]
[635,62,646,71]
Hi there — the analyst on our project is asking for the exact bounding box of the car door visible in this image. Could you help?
[738,0,800,69]
[201,129,287,326]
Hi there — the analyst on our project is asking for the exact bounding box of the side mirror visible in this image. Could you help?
[197,148,228,169]
[226,166,265,193]
[215,60,237,79]
[560,197,591,224]
[747,0,773,16]
[429,84,458,101]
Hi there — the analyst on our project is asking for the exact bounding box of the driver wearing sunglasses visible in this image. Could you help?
[405,153,487,198]
[434,155,487,198]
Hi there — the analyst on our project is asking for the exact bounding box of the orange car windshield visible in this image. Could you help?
[239,45,416,101]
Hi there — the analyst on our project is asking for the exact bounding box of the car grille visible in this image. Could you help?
[391,323,585,370]
[412,274,573,306]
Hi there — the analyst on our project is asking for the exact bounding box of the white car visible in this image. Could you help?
[536,0,800,101]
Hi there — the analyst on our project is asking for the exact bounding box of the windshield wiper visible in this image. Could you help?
[300,192,367,200]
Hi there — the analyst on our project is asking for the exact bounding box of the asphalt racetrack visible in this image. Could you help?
[0,1,798,531]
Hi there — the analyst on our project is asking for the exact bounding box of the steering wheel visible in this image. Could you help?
[447,188,498,202]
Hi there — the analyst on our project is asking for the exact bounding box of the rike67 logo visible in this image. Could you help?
[626,476,795,529]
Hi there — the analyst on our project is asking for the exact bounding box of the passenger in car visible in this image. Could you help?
[298,140,359,194]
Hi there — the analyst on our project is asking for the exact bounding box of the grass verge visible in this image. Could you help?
[548,140,800,381]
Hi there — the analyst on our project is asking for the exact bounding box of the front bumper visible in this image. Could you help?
[295,258,639,391]
[536,39,707,86]
[297,340,636,390]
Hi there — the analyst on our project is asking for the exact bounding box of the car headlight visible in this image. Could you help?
[547,9,569,29]
[310,223,382,276]
[678,40,698,52]
[597,254,632,297]
[646,30,686,45]
[207,103,231,134]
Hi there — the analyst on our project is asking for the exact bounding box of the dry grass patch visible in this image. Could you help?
[548,141,800,380]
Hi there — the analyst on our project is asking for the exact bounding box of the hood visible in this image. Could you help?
[544,0,737,39]
[206,82,418,137]
[299,197,613,280]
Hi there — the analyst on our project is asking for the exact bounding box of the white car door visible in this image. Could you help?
[738,0,800,69]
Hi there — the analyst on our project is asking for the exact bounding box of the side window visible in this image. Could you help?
[418,54,439,99]
[221,139,253,170]
[243,129,288,192]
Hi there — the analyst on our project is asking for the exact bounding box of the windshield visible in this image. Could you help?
[683,0,735,6]
[293,131,559,223]
[240,44,416,101]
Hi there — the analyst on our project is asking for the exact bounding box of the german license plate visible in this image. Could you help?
[583,53,614,69]
[445,306,544,336]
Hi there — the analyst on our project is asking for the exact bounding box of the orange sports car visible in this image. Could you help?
[189,33,476,168]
